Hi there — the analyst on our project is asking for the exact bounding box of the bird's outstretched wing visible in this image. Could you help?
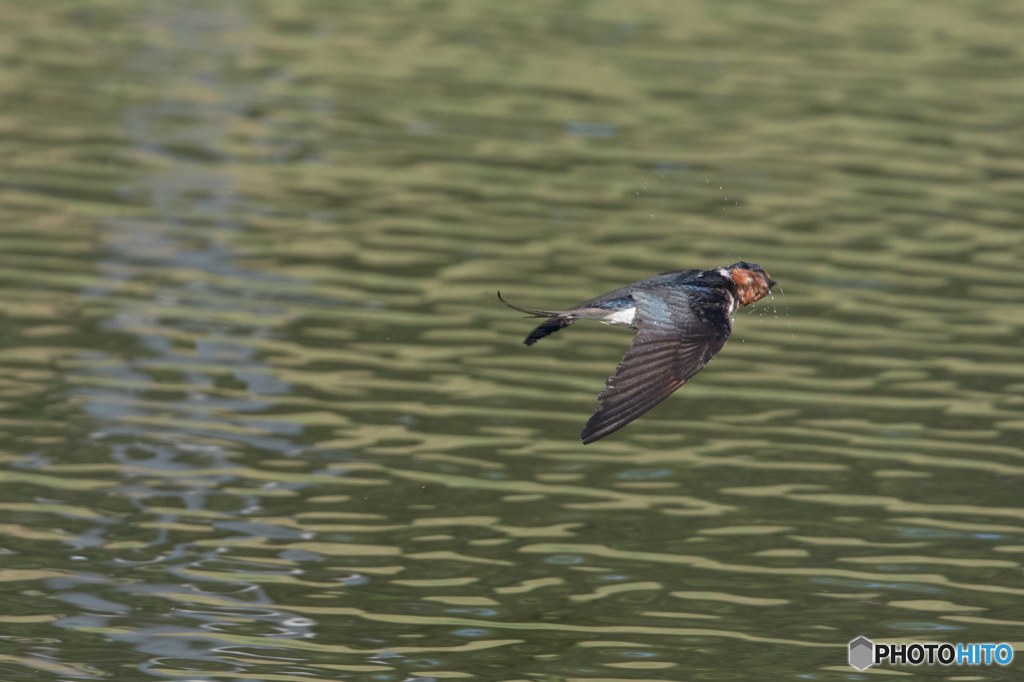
[580,288,731,444]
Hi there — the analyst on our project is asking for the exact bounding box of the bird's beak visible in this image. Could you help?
[766,276,777,289]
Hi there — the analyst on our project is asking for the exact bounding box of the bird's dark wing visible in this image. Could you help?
[580,288,731,444]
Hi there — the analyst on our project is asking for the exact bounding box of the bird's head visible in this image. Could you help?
[719,262,776,305]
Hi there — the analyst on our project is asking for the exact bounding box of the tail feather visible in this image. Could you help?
[496,292,575,345]
[496,291,563,317]
[525,317,573,346]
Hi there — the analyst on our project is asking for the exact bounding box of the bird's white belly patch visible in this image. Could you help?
[602,307,637,326]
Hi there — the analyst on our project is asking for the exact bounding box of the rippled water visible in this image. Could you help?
[1,1,1024,680]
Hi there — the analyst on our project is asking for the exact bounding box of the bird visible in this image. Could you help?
[498,262,775,444]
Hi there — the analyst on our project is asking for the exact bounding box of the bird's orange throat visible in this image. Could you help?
[731,268,773,305]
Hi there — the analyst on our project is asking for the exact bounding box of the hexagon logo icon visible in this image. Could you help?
[849,636,874,670]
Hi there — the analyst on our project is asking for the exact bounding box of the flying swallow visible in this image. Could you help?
[499,262,776,443]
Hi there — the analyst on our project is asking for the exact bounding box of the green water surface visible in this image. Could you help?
[0,1,1023,680]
